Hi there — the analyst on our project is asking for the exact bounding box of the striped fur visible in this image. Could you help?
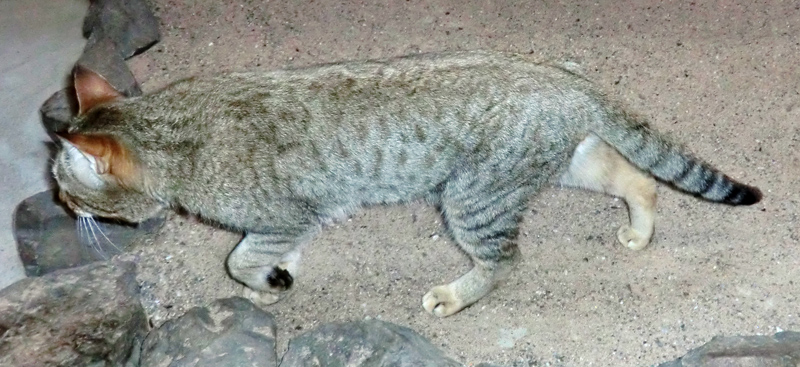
[52,50,761,318]
[596,112,762,205]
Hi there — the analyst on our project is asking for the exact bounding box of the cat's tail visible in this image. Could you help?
[594,109,762,206]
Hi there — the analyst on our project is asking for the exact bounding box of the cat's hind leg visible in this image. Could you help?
[423,172,529,317]
[227,224,319,306]
[559,135,657,250]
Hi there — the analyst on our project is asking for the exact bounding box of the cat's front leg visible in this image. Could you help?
[422,241,519,317]
[227,228,318,307]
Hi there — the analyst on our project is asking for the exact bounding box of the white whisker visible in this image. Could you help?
[77,217,93,255]
[79,216,94,255]
[77,217,88,247]
[88,217,121,253]
[83,216,107,259]
[75,216,82,243]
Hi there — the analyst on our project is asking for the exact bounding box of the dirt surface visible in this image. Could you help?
[128,1,799,366]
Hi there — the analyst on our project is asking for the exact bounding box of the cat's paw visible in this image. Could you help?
[617,224,649,251]
[244,287,284,308]
[266,266,294,291]
[242,266,295,308]
[422,285,465,317]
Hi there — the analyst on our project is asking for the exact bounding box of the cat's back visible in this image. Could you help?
[121,51,603,179]
[157,51,590,138]
[114,51,603,171]
[155,50,580,106]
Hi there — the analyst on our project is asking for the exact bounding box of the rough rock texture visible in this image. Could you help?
[40,87,78,133]
[0,260,147,367]
[658,331,800,367]
[82,0,160,59]
[140,297,277,367]
[41,0,160,133]
[280,319,463,367]
[78,33,143,97]
[13,189,164,276]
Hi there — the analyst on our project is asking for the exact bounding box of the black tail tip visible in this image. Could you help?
[726,185,762,206]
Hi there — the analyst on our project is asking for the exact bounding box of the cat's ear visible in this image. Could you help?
[57,133,138,186]
[73,65,124,115]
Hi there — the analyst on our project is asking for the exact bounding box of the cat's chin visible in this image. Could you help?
[113,205,167,225]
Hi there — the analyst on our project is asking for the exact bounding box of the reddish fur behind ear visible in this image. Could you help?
[73,66,124,115]
[60,133,139,186]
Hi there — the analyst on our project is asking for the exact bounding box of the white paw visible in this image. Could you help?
[422,285,465,317]
[617,224,649,251]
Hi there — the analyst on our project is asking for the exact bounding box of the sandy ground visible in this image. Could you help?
[126,1,799,366]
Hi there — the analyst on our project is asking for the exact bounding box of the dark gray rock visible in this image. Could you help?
[40,37,140,134]
[40,87,78,133]
[0,260,146,367]
[140,297,278,367]
[78,33,143,98]
[280,319,463,367]
[41,37,140,133]
[82,0,160,59]
[14,189,164,276]
[42,0,156,133]
[658,331,800,367]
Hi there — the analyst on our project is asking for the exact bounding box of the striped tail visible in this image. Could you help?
[595,112,762,206]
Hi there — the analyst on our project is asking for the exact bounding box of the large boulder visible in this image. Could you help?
[658,331,800,367]
[280,319,463,367]
[139,297,278,367]
[0,260,147,366]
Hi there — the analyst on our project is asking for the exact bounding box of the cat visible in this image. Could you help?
[52,51,761,317]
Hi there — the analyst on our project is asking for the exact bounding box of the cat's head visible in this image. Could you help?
[52,66,165,223]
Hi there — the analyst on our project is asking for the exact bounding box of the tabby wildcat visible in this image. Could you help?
[52,51,761,317]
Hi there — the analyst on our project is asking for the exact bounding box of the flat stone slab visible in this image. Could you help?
[13,189,164,276]
[658,331,800,367]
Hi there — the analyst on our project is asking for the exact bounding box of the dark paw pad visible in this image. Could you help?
[266,267,293,291]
